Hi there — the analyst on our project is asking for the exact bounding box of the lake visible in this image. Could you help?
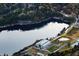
[0,22,69,55]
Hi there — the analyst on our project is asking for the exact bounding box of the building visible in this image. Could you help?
[74,15,79,28]
[74,20,79,28]
[35,39,52,50]
[58,38,70,42]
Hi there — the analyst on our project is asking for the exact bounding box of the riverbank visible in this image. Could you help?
[12,39,42,56]
[0,16,71,32]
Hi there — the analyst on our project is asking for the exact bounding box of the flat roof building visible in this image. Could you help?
[35,39,52,49]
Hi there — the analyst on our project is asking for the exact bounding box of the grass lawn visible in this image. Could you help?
[48,46,58,52]
[59,46,71,52]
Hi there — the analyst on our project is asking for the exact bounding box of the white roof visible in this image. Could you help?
[36,39,51,49]
[42,41,51,46]
[58,38,69,41]
[36,39,49,46]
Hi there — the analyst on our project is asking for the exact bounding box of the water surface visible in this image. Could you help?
[0,22,69,55]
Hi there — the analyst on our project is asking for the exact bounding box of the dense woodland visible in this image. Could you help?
[0,3,77,26]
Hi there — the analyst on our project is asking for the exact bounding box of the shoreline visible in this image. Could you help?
[12,39,42,56]
[0,17,70,31]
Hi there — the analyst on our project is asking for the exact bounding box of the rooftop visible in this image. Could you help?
[58,38,69,41]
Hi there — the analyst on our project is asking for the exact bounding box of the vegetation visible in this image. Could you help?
[48,46,58,52]
[49,44,79,56]
[0,3,77,26]
[0,3,79,56]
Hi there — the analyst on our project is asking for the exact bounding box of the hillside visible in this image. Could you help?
[0,3,77,26]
